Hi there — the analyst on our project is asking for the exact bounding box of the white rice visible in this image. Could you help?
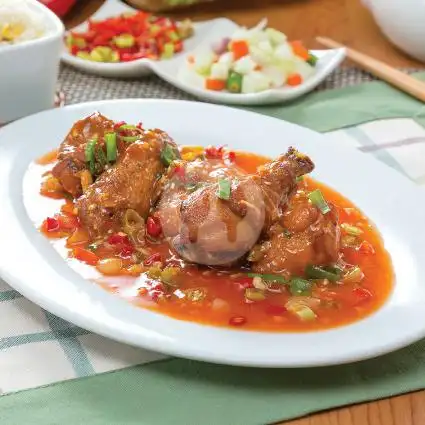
[0,0,47,45]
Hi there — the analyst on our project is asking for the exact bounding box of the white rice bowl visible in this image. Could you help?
[0,0,47,45]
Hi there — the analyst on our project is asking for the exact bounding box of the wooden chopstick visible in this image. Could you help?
[316,36,425,103]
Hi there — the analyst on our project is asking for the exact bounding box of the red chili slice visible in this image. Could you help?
[229,316,247,326]
[146,216,162,238]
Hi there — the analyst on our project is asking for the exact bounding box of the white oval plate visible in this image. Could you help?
[61,0,345,105]
[1,99,424,368]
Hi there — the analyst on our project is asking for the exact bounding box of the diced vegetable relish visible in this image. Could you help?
[66,11,193,62]
[39,143,393,332]
[178,21,318,94]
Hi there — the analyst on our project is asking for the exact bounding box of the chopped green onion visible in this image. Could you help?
[118,124,138,131]
[287,303,317,321]
[216,178,231,200]
[120,135,140,143]
[161,142,180,166]
[307,53,318,66]
[247,273,288,283]
[296,176,304,183]
[245,288,266,301]
[283,228,292,239]
[289,277,312,296]
[85,138,97,175]
[305,265,340,282]
[226,71,243,93]
[308,189,331,214]
[341,223,363,236]
[105,132,117,162]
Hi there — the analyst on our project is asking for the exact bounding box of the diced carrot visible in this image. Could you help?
[287,73,303,86]
[73,247,99,266]
[230,40,249,60]
[187,55,195,64]
[290,40,310,60]
[205,78,226,91]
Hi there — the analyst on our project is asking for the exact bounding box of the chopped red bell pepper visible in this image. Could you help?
[65,11,192,63]
[146,216,162,238]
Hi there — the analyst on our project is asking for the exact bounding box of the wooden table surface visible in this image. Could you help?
[64,1,425,424]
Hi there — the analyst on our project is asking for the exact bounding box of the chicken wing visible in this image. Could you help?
[76,129,174,238]
[52,112,115,197]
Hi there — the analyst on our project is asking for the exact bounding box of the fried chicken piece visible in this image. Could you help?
[52,112,115,198]
[250,191,340,275]
[157,147,314,265]
[76,130,174,238]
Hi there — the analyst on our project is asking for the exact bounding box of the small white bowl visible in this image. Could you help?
[0,0,64,124]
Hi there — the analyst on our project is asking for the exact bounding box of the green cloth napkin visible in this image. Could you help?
[2,72,425,425]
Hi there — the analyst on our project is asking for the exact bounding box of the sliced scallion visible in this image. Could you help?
[289,277,312,296]
[287,303,317,321]
[161,142,180,166]
[118,124,138,131]
[120,135,140,143]
[105,132,117,162]
[247,273,288,283]
[305,265,340,282]
[216,178,231,200]
[85,138,97,175]
[308,189,331,214]
[341,223,363,236]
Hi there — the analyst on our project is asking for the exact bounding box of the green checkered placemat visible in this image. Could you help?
[1,69,425,425]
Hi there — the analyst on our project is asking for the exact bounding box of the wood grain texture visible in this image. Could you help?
[63,1,425,424]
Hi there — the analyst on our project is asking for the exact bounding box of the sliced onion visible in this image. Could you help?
[212,37,230,55]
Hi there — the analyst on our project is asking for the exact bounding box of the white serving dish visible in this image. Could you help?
[1,99,425,367]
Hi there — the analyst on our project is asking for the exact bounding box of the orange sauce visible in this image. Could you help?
[40,150,394,332]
